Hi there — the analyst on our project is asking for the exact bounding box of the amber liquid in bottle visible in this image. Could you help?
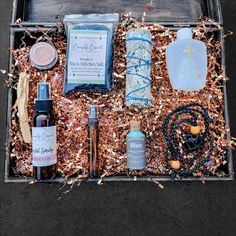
[88,105,100,177]
[32,83,57,180]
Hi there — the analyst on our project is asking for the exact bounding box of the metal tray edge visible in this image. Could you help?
[4,175,234,184]
[4,26,15,183]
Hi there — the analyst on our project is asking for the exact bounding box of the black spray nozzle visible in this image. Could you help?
[37,82,51,100]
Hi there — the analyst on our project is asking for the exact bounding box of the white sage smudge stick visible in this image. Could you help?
[125,28,152,108]
[17,72,31,143]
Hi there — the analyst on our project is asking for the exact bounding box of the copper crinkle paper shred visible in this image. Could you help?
[7,16,234,182]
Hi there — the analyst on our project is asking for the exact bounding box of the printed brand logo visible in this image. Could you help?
[32,132,54,142]
[73,43,103,54]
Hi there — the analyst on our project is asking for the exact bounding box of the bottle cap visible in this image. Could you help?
[176,28,192,40]
[37,83,51,100]
[89,105,98,119]
[29,42,58,70]
[35,83,52,112]
[130,120,140,131]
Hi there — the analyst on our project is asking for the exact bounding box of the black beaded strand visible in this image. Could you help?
[162,103,214,181]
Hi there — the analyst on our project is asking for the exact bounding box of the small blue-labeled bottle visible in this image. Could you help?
[127,120,146,170]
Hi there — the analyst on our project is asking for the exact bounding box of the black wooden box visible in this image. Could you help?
[5,0,233,182]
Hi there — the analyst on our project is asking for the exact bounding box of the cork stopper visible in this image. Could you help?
[130,120,141,131]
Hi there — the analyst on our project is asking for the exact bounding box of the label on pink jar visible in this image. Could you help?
[32,126,57,167]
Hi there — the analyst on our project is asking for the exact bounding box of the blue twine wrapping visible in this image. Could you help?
[126,37,152,46]
[126,37,152,104]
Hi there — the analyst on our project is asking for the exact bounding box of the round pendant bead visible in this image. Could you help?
[169,160,181,170]
[190,125,201,135]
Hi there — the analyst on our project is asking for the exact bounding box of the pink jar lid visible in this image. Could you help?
[29,42,58,70]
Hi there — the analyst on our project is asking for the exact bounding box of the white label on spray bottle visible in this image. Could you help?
[32,126,57,167]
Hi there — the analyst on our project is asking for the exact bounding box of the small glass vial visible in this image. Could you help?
[88,105,100,177]
[127,120,146,170]
[32,83,57,180]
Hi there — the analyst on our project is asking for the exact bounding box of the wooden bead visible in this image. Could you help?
[190,125,201,135]
[169,160,181,170]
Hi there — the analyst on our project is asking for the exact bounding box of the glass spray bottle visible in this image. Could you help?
[88,105,100,177]
[32,83,57,180]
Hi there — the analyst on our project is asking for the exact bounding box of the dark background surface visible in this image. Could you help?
[0,1,236,236]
